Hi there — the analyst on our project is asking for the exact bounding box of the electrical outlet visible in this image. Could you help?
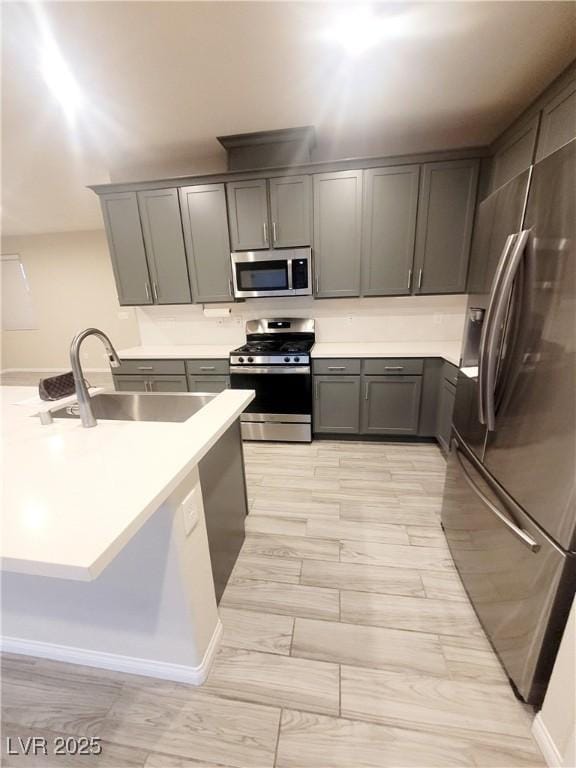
[181,486,201,537]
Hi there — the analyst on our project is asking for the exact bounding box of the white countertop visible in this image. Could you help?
[1,386,254,581]
[117,342,461,366]
[311,341,461,366]
[118,344,238,360]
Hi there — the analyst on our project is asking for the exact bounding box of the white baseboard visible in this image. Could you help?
[1,619,222,686]
[532,713,563,768]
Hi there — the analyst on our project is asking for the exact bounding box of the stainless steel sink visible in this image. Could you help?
[49,392,216,423]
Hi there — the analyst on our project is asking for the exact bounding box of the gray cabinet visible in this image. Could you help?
[536,79,576,161]
[361,375,422,435]
[437,378,456,453]
[490,116,540,191]
[188,375,230,393]
[226,179,269,250]
[113,373,187,392]
[313,170,363,298]
[137,189,191,304]
[269,175,312,247]
[180,184,233,303]
[313,376,361,434]
[361,166,419,296]
[414,160,479,294]
[100,192,152,306]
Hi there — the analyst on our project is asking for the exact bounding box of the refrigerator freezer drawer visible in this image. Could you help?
[441,435,573,705]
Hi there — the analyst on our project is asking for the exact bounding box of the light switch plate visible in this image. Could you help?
[181,486,201,537]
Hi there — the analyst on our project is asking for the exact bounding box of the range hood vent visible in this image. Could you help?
[217,126,316,171]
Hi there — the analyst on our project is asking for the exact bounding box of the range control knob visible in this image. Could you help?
[284,356,290,363]
[294,357,300,363]
[247,356,254,363]
[238,357,244,363]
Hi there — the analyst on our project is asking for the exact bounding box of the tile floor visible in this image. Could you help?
[1,439,545,767]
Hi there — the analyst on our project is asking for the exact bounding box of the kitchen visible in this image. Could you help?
[1,2,575,767]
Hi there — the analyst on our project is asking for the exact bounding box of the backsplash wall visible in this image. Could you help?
[137,294,467,347]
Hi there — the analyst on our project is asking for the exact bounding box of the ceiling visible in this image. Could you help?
[2,1,575,237]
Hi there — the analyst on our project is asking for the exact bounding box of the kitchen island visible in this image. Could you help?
[1,386,254,684]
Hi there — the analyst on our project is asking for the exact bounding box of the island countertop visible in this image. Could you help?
[1,386,254,581]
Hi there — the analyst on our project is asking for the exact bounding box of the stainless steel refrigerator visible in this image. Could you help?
[441,137,576,706]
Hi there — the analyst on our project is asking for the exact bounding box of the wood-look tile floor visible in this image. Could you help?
[1,440,544,767]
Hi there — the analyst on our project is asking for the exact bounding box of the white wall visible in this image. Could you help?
[533,599,576,767]
[137,294,468,348]
[1,231,140,371]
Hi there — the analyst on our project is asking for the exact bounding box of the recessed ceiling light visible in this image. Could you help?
[322,5,408,57]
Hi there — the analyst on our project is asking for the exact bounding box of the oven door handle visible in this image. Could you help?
[230,365,311,375]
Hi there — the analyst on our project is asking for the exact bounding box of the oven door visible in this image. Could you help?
[232,252,290,298]
[230,366,312,419]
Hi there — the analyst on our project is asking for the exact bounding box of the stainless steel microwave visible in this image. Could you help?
[230,248,312,298]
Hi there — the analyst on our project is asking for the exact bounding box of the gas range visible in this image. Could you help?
[229,318,315,442]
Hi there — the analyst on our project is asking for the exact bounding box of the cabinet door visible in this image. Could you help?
[491,116,540,191]
[361,166,419,296]
[437,379,456,453]
[269,175,312,247]
[137,189,192,304]
[148,375,188,393]
[180,184,233,303]
[361,375,422,435]
[100,192,152,306]
[414,160,479,294]
[113,375,148,392]
[536,79,576,161]
[313,376,360,434]
[226,179,269,250]
[313,170,362,297]
[188,375,230,393]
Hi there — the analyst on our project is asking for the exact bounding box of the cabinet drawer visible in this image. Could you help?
[443,361,459,387]
[363,358,423,375]
[115,359,186,375]
[186,359,230,375]
[313,359,361,375]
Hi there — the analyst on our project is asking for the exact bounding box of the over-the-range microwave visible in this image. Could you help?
[230,248,312,299]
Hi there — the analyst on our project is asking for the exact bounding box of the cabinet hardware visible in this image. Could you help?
[145,282,151,301]
[152,282,159,302]
[407,269,412,289]
[228,279,233,297]
[385,366,404,371]
[315,380,319,400]
[138,366,154,371]
[200,366,216,371]
[315,276,319,295]
[263,222,269,245]
[418,269,423,289]
[328,366,346,371]
[272,222,278,244]
[364,383,369,400]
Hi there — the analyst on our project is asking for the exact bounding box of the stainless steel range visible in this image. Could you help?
[229,318,314,442]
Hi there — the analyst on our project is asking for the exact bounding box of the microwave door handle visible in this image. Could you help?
[287,260,293,291]
[484,229,531,431]
[478,233,516,425]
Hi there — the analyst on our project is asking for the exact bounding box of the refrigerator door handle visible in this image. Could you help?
[479,233,517,425]
[484,229,531,431]
[453,443,540,552]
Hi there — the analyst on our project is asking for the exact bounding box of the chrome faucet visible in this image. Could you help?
[70,328,121,428]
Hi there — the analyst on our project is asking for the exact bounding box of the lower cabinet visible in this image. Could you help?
[113,374,188,392]
[188,375,230,393]
[313,376,361,434]
[361,375,422,435]
[436,363,458,452]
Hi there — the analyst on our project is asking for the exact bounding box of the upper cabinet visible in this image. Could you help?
[413,159,479,295]
[226,176,312,251]
[361,165,420,296]
[137,189,192,304]
[100,192,153,306]
[313,170,363,298]
[536,79,576,161]
[180,184,233,303]
[490,116,540,192]
[268,175,312,248]
[226,179,269,250]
